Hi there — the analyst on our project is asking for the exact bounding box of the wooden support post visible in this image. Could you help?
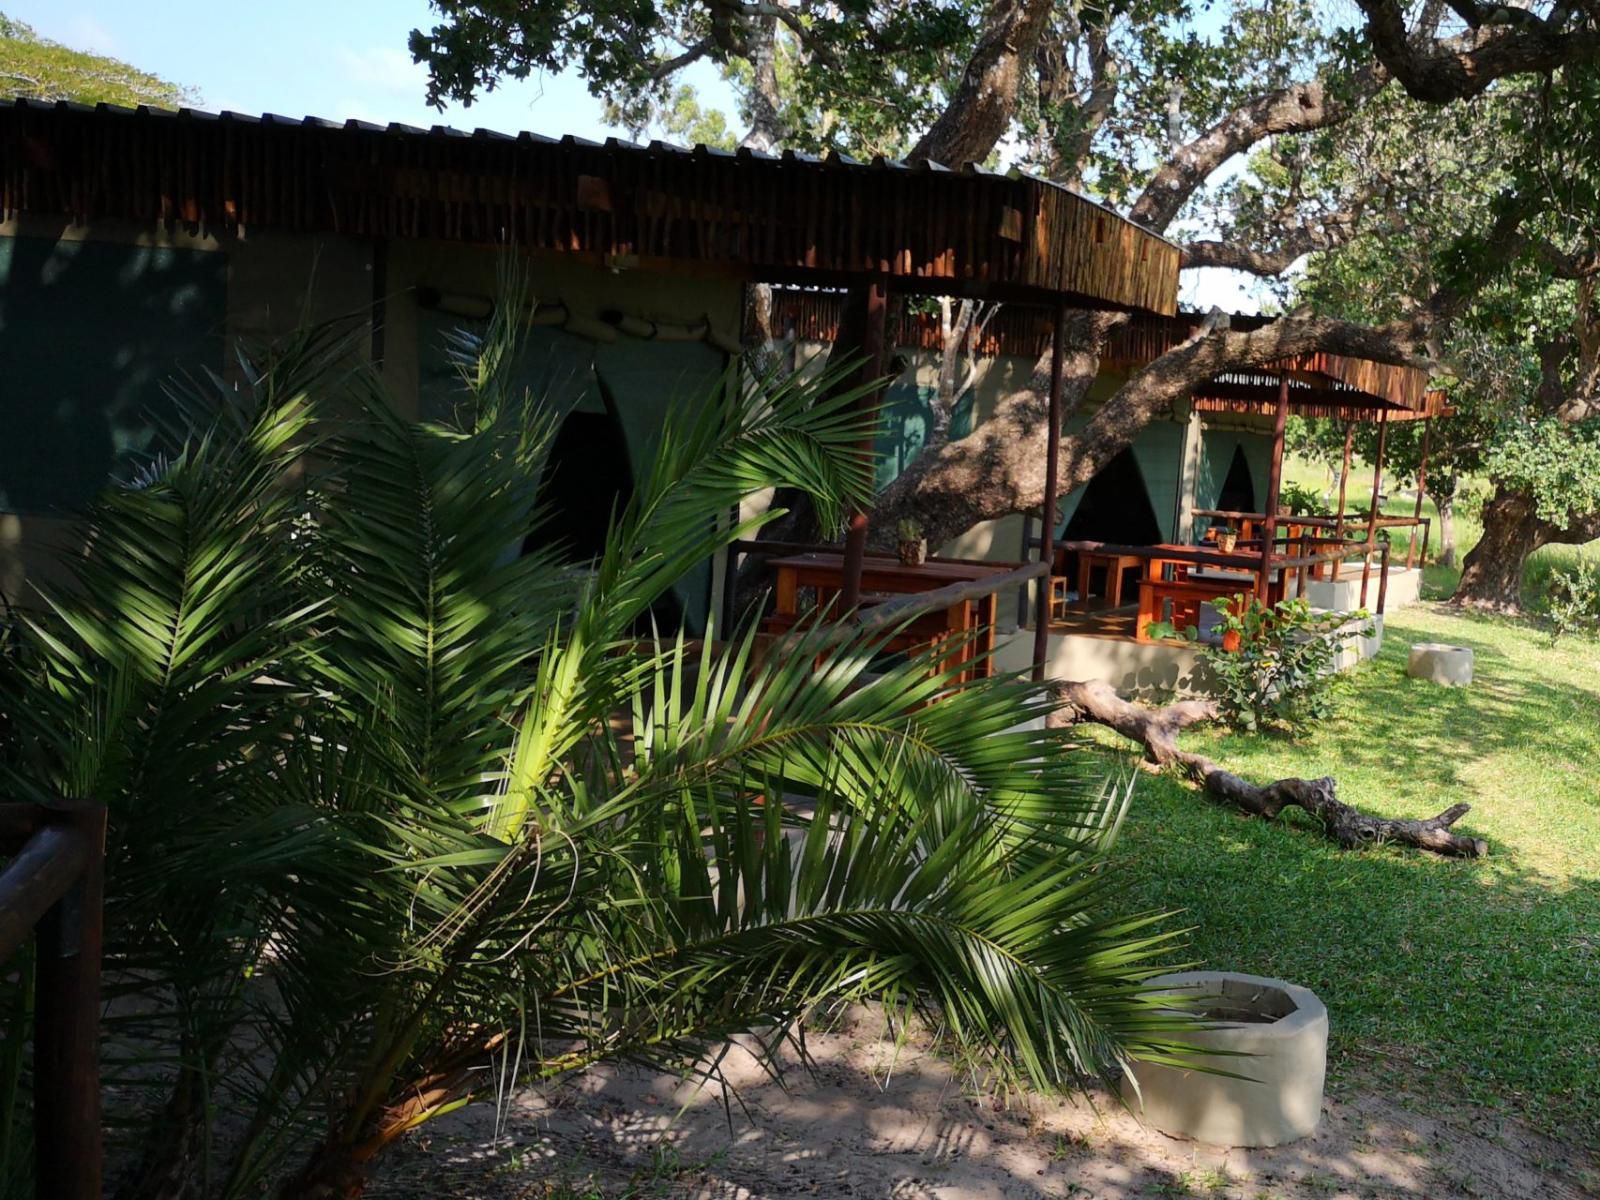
[1406,417,1432,569]
[1360,409,1389,610]
[1377,540,1392,615]
[1017,514,1036,628]
[1335,422,1354,539]
[32,804,105,1200]
[840,281,889,611]
[1258,372,1290,606]
[1033,303,1067,682]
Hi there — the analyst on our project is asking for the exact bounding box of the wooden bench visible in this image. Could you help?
[1136,573,1282,643]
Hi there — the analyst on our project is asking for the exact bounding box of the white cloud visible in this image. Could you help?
[67,14,120,56]
[336,46,428,98]
[1181,267,1268,316]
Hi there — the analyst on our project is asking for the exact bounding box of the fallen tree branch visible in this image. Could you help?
[1048,679,1487,858]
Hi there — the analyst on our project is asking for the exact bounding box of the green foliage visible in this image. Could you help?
[1485,419,1600,528]
[1148,595,1371,732]
[407,0,1377,177]
[411,1,975,159]
[0,307,1187,1194]
[605,82,735,150]
[1541,553,1600,642]
[0,12,193,107]
[1276,480,1325,515]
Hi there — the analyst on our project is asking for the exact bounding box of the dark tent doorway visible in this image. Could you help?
[1061,448,1162,546]
[1215,443,1257,513]
[526,408,634,564]
[524,397,685,633]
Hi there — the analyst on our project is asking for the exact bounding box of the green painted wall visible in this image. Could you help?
[0,234,226,514]
[1196,426,1273,530]
[1128,419,1186,542]
[416,313,727,633]
[873,377,975,490]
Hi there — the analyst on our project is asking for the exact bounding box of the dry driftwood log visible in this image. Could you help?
[1047,679,1487,858]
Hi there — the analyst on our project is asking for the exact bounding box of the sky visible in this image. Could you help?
[12,0,1262,312]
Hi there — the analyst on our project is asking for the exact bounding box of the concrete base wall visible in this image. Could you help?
[994,627,1207,696]
[1000,613,1386,698]
[1304,564,1423,613]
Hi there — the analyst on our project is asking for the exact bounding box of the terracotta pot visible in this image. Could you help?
[897,538,927,566]
[1221,629,1243,653]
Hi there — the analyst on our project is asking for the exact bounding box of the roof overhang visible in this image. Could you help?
[0,98,1181,316]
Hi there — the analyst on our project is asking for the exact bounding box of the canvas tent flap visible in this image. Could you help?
[594,338,729,634]
[1197,428,1272,522]
[416,314,728,634]
[1128,420,1186,542]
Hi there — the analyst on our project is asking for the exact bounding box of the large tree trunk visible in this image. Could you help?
[908,0,1058,166]
[1456,486,1600,610]
[870,311,1112,547]
[1455,487,1547,610]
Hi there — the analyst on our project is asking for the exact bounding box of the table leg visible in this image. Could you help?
[977,593,997,680]
[1077,556,1092,609]
[1136,582,1156,643]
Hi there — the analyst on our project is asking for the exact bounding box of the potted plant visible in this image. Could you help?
[1215,527,1239,554]
[896,518,928,566]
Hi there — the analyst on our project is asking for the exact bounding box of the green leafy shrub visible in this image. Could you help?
[1147,595,1372,732]
[1277,481,1325,515]
[1486,419,1600,526]
[1542,554,1600,643]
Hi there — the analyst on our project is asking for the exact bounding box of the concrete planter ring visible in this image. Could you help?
[1122,971,1328,1148]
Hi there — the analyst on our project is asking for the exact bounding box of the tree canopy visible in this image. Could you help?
[0,12,192,108]
[408,0,1600,603]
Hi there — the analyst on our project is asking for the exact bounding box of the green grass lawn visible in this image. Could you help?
[1096,603,1600,1144]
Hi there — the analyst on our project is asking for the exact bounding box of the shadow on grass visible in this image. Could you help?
[1099,606,1600,1145]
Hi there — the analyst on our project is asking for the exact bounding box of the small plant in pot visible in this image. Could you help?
[1215,527,1239,554]
[896,517,928,566]
[1210,595,1250,653]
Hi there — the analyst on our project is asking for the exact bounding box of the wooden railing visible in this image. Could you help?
[1055,534,1395,617]
[1192,509,1433,569]
[0,802,105,1200]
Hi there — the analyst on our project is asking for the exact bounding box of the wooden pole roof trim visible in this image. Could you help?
[772,292,1443,420]
[1192,389,1453,424]
[0,97,1180,315]
[1105,314,1434,414]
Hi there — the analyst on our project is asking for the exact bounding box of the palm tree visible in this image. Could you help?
[0,297,1186,1200]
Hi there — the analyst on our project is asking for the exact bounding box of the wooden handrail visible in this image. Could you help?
[728,538,1026,572]
[0,826,90,961]
[1055,538,1375,572]
[0,802,105,1200]
[1193,508,1428,530]
[852,560,1049,629]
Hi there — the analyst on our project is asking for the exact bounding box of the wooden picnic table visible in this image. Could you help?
[765,552,1012,681]
[1075,550,1145,610]
[1135,544,1289,643]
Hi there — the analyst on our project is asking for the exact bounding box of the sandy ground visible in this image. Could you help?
[366,1009,1598,1200]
